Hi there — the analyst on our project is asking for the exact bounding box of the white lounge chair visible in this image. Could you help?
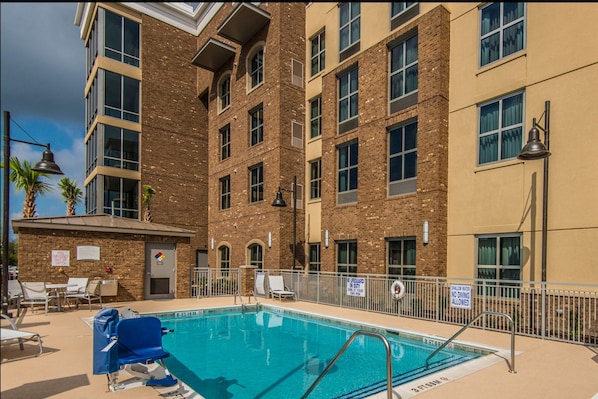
[66,280,102,311]
[20,282,58,315]
[1,314,43,363]
[268,275,296,301]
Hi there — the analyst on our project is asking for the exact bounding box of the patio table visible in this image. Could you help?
[46,284,76,312]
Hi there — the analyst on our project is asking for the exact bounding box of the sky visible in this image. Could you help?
[1,3,85,238]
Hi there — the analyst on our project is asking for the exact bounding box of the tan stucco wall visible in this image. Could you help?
[447,3,598,283]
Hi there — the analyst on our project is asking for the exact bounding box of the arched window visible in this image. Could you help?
[248,243,263,270]
[247,44,264,90]
[218,245,230,276]
[218,72,231,112]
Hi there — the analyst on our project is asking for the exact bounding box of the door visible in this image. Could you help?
[145,242,176,299]
[196,250,208,268]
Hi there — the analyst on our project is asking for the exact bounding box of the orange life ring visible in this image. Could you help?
[391,280,406,300]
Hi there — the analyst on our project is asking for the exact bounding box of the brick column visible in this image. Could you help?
[239,265,258,296]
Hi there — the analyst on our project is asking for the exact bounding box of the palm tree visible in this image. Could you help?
[142,184,156,222]
[58,177,83,216]
[6,157,52,218]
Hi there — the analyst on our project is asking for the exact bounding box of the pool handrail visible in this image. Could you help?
[300,330,394,399]
[424,310,516,373]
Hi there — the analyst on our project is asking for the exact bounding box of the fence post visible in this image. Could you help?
[541,281,546,339]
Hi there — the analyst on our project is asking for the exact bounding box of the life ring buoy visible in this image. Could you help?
[391,280,406,300]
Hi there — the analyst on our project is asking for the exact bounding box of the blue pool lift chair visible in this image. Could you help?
[93,308,177,391]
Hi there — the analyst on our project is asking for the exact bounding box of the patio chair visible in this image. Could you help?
[63,277,89,308]
[67,279,102,311]
[268,275,296,301]
[1,313,43,362]
[20,282,58,315]
[7,280,23,317]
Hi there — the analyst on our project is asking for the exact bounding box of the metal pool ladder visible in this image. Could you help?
[301,330,394,399]
[425,311,516,373]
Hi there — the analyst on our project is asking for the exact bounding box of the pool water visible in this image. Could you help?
[157,307,487,399]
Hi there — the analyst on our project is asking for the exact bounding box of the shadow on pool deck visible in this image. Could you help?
[1,297,597,399]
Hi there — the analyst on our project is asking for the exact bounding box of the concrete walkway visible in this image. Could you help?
[1,297,597,399]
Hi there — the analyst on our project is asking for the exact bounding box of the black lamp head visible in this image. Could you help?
[271,188,287,207]
[518,120,550,160]
[32,144,64,175]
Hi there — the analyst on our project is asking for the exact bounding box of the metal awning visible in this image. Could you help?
[217,3,271,44]
[192,38,236,71]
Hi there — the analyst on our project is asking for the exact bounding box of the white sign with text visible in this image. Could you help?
[450,284,472,309]
[347,277,366,297]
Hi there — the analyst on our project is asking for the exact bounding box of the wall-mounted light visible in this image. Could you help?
[423,221,429,245]
[324,230,329,248]
[210,237,214,250]
[268,232,272,248]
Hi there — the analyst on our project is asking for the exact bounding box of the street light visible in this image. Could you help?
[2,110,64,314]
[518,100,550,282]
[271,175,297,270]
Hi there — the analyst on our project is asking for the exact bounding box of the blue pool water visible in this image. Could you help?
[156,307,487,399]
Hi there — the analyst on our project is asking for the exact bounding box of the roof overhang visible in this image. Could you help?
[192,38,236,71]
[217,3,271,44]
[12,215,195,238]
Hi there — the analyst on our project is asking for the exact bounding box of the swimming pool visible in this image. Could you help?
[154,305,496,399]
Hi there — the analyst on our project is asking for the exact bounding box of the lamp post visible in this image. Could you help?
[2,110,64,314]
[271,175,297,270]
[517,100,550,282]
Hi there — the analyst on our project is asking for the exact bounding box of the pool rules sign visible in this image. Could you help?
[450,284,472,309]
[347,277,366,297]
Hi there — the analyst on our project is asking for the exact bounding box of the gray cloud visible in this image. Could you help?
[1,3,85,127]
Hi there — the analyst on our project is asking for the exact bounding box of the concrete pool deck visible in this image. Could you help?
[1,297,597,399]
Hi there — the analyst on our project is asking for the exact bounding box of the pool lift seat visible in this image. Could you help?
[93,308,178,391]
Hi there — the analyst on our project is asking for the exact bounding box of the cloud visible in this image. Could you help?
[0,3,85,125]
[2,3,86,232]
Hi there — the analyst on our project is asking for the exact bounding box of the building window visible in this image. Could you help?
[480,2,525,67]
[103,9,140,67]
[104,70,139,123]
[249,164,264,203]
[477,234,521,297]
[219,245,230,276]
[338,141,358,204]
[309,159,322,200]
[309,243,321,272]
[248,47,264,89]
[220,175,231,210]
[218,73,231,111]
[392,2,417,18]
[337,240,357,276]
[103,125,139,171]
[338,67,358,133]
[249,243,263,270]
[389,35,418,113]
[85,176,98,214]
[388,121,417,196]
[87,15,98,76]
[102,176,138,219]
[310,30,325,76]
[339,2,360,58]
[387,238,416,277]
[478,92,524,165]
[86,127,98,176]
[310,96,321,138]
[250,105,264,146]
[220,124,230,161]
[391,2,419,30]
